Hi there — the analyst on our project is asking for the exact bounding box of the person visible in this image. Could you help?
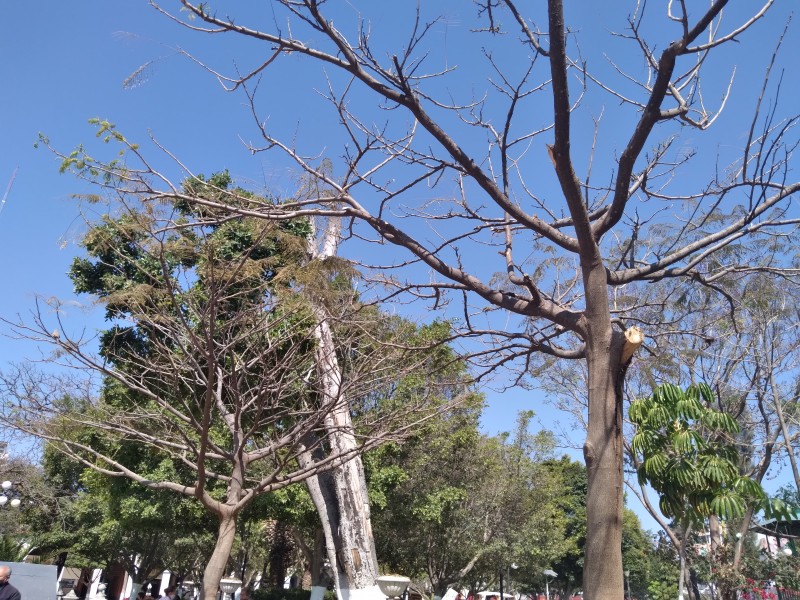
[0,566,21,600]
[158,585,178,600]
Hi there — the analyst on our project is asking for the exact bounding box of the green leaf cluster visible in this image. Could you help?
[629,383,783,523]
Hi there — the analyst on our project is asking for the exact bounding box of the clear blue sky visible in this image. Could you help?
[1,1,798,533]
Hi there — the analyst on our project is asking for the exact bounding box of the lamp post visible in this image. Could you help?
[219,575,242,600]
[624,570,631,600]
[0,481,21,508]
[542,570,556,600]
[499,562,518,600]
[376,575,411,600]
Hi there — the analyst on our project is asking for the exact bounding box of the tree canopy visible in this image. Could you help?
[10,1,800,598]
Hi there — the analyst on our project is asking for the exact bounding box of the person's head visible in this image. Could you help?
[456,594,464,600]
[0,566,11,585]
[165,585,178,597]
[240,588,251,600]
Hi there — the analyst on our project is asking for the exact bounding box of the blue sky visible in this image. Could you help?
[2,1,798,533]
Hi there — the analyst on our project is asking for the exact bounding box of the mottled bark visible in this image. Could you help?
[310,312,380,600]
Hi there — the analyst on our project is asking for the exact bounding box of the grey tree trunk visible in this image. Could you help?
[203,513,238,600]
[581,262,625,599]
[583,333,625,599]
[300,441,345,600]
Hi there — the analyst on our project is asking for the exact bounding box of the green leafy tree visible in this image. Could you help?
[1,168,445,600]
[644,532,680,600]
[32,444,215,592]
[621,510,651,600]
[370,410,570,596]
[629,382,795,599]
[543,457,586,597]
[0,537,27,563]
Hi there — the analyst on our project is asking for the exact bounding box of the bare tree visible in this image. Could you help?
[45,1,799,597]
[0,183,460,600]
[530,243,800,595]
[622,269,800,596]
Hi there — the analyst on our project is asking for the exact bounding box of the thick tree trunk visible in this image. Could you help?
[677,524,691,600]
[582,264,625,600]
[203,513,238,600]
[303,217,380,600]
[310,316,381,600]
[302,440,380,600]
[302,464,341,600]
[327,449,380,600]
[269,521,294,588]
[309,529,328,596]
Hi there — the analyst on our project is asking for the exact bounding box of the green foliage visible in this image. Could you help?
[629,382,779,524]
[69,170,310,329]
[369,408,573,595]
[29,441,215,577]
[643,533,680,600]
[647,578,679,600]
[543,456,587,594]
[0,535,28,562]
[621,510,651,599]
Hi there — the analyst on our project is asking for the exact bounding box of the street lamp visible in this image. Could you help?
[219,575,242,600]
[499,562,518,600]
[542,570,557,600]
[624,570,631,600]
[376,575,411,600]
[0,480,21,508]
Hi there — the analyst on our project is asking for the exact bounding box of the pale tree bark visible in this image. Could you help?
[47,2,800,598]
[770,373,800,493]
[303,213,380,600]
[299,438,346,600]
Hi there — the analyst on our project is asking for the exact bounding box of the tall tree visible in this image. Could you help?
[32,443,215,595]
[50,2,800,597]
[1,170,452,600]
[616,264,800,595]
[370,410,570,596]
[297,208,380,600]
